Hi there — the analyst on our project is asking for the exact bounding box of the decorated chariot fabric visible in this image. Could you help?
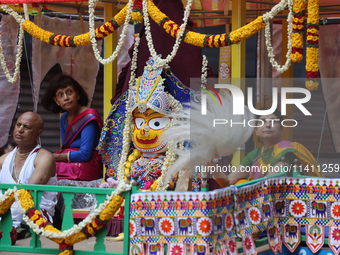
[0,15,20,147]
[129,177,340,255]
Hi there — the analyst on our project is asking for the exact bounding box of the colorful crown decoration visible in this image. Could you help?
[129,56,182,115]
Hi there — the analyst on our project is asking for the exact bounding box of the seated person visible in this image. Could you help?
[213,109,323,187]
[0,112,58,237]
[41,73,103,181]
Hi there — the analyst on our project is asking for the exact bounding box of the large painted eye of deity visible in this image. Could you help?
[149,118,170,130]
[135,118,146,130]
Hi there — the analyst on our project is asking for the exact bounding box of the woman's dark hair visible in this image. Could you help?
[41,73,89,114]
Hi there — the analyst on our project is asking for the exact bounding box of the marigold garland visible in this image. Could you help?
[0,188,123,255]
[290,0,305,63]
[131,0,143,24]
[1,0,319,83]
[0,190,14,216]
[20,2,137,47]
[16,0,265,49]
[305,0,319,91]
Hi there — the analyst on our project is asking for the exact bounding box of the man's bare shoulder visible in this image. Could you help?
[36,148,55,163]
[0,152,11,170]
[34,148,56,177]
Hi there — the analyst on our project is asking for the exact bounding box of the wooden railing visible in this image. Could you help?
[0,183,131,255]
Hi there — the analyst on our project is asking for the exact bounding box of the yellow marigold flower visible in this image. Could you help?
[65,232,86,245]
[31,214,39,221]
[306,80,319,91]
[291,52,303,63]
[230,16,264,44]
[306,35,318,42]
[292,24,304,30]
[163,21,174,34]
[36,218,47,226]
[131,12,143,23]
[307,1,319,25]
[87,227,95,236]
[19,189,34,210]
[115,4,128,26]
[148,0,167,24]
[293,0,305,13]
[92,221,98,229]
[213,35,220,47]
[60,250,73,255]
[292,33,303,48]
[308,28,319,35]
[306,48,319,72]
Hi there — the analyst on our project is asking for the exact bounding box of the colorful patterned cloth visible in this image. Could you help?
[130,177,340,254]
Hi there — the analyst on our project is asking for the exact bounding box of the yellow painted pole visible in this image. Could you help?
[103,3,118,177]
[231,0,246,167]
[103,3,118,119]
[281,11,294,141]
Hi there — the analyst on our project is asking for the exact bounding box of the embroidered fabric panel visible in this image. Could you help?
[129,177,340,254]
[130,187,235,245]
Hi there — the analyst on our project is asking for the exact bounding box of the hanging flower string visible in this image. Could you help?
[201,55,208,85]
[290,0,305,63]
[0,20,24,83]
[142,0,193,70]
[116,35,141,182]
[305,0,319,91]
[263,0,294,73]
[89,0,134,65]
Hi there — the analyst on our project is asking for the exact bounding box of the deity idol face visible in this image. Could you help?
[219,62,230,80]
[132,108,171,153]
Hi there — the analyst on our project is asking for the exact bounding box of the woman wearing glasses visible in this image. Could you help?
[42,73,103,181]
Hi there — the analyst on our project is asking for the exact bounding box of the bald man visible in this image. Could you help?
[0,112,57,233]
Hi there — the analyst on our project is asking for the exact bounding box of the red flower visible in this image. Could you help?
[332,228,340,241]
[244,237,253,250]
[132,0,143,10]
[160,219,173,234]
[332,204,340,218]
[170,244,183,255]
[60,242,73,250]
[28,209,36,218]
[228,240,236,253]
[130,221,135,236]
[226,214,232,229]
[291,201,305,216]
[249,208,260,224]
[198,218,212,234]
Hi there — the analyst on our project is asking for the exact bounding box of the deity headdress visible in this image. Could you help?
[128,57,182,115]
